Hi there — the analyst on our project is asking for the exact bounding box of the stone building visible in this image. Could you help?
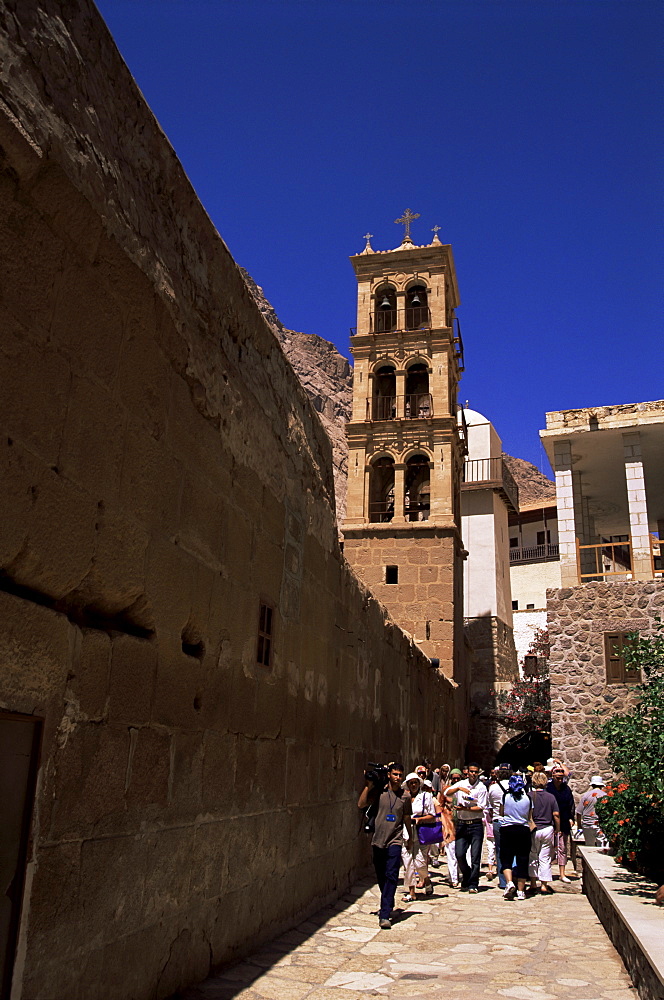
[541,400,664,788]
[341,227,470,751]
[460,408,520,761]
[0,3,464,998]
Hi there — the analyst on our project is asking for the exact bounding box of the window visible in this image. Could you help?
[604,632,640,684]
[523,655,538,676]
[257,602,274,667]
[537,530,551,546]
[526,603,535,610]
[386,565,399,584]
[510,537,519,548]
[512,600,518,610]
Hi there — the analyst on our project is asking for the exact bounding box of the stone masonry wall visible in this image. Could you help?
[0,4,462,998]
[548,580,664,792]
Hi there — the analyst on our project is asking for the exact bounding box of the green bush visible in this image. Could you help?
[591,620,664,879]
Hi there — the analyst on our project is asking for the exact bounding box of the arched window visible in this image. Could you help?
[371,365,396,420]
[369,456,395,523]
[404,454,430,521]
[404,363,431,419]
[373,284,397,333]
[405,284,429,330]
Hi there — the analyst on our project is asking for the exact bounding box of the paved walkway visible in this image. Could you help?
[181,863,636,1000]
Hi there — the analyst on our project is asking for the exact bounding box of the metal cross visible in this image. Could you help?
[394,209,420,240]
[431,225,441,236]
[363,232,373,242]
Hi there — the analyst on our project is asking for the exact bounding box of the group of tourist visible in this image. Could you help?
[358,757,608,929]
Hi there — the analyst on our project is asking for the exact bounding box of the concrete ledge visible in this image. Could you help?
[580,847,664,1000]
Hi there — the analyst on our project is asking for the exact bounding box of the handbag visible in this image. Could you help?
[417,820,444,845]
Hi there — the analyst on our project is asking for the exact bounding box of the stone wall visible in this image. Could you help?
[0,3,462,998]
[548,581,664,791]
[464,616,519,765]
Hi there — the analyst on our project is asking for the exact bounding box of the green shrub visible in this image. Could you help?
[591,620,664,879]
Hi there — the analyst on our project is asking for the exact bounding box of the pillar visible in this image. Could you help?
[554,440,581,587]
[393,464,405,523]
[623,431,652,580]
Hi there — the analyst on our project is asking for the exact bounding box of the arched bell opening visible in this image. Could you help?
[371,364,396,420]
[369,456,395,523]
[373,284,397,333]
[404,454,430,522]
[405,284,429,330]
[404,363,432,418]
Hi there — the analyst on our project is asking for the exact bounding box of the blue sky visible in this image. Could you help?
[95,0,662,471]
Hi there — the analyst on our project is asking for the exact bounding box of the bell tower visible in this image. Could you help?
[342,215,468,683]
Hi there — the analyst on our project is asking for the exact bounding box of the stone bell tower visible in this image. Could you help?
[342,213,468,684]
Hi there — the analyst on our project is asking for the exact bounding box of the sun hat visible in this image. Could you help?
[422,778,434,789]
[590,775,605,786]
[450,768,463,777]
[404,772,422,785]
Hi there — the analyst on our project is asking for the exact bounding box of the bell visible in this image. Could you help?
[379,295,391,309]
[410,291,421,306]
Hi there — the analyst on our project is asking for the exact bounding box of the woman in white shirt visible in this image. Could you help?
[402,775,441,900]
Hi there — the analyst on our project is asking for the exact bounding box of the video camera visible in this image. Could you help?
[362,762,390,834]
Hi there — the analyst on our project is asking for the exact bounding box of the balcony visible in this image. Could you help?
[462,457,519,513]
[369,308,431,333]
[510,543,559,564]
[366,394,434,421]
[577,539,633,582]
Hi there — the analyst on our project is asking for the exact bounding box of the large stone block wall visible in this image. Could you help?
[548,581,664,791]
[0,3,462,998]
[464,616,519,764]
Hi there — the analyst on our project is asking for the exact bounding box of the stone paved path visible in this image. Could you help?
[180,864,636,1000]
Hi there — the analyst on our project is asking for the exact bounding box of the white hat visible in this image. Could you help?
[590,775,605,786]
[404,772,421,786]
[422,778,434,789]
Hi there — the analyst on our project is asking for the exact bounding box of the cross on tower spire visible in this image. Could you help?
[394,209,420,241]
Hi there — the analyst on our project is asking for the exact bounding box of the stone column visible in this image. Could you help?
[553,440,581,587]
[392,463,406,523]
[395,370,406,419]
[623,431,652,580]
[396,291,406,333]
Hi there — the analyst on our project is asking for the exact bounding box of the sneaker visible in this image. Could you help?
[431,860,441,868]
[503,881,516,900]
[379,918,391,930]
[469,887,479,894]
[560,875,572,884]
[516,890,526,900]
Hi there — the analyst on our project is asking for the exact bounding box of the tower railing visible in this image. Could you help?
[461,457,519,513]
[405,306,431,329]
[371,310,398,333]
[366,395,434,420]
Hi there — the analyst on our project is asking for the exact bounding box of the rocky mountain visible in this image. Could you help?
[503,453,556,507]
[240,268,352,520]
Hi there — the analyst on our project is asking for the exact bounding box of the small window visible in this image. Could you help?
[537,530,551,546]
[510,537,519,548]
[512,600,518,610]
[526,603,535,610]
[386,565,399,584]
[604,632,640,684]
[523,655,538,676]
[257,602,274,667]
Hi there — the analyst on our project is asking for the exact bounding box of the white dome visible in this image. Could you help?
[461,407,491,427]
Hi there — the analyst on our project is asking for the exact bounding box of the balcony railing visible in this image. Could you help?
[404,499,430,522]
[510,543,559,564]
[405,306,431,329]
[651,535,663,578]
[371,309,397,333]
[577,539,633,582]
[368,500,394,523]
[366,395,434,421]
[461,457,519,513]
[369,308,431,333]
[453,317,464,371]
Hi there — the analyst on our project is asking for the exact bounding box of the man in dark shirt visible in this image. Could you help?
[546,765,576,882]
[358,763,412,929]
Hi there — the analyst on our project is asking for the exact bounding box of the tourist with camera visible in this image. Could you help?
[358,762,412,929]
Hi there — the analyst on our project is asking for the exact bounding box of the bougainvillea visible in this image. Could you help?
[494,628,551,731]
[591,620,664,879]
